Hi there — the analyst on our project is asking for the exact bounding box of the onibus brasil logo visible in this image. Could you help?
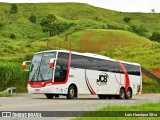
[96,72,109,86]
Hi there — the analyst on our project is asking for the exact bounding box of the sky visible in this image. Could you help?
[0,0,160,13]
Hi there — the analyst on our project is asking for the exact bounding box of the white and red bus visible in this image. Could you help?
[22,50,142,99]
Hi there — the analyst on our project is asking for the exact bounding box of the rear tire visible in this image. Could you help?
[98,95,107,99]
[66,86,75,99]
[45,94,54,99]
[118,88,125,99]
[125,88,132,99]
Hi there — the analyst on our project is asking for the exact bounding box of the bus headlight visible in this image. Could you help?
[27,84,31,87]
[46,83,52,86]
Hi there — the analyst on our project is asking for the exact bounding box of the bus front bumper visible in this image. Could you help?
[27,84,68,94]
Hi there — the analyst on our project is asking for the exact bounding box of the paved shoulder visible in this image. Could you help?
[0,93,160,111]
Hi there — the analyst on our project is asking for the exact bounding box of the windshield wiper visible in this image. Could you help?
[39,70,45,81]
[31,65,40,82]
[30,64,34,72]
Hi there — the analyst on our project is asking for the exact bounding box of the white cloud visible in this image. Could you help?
[0,0,160,12]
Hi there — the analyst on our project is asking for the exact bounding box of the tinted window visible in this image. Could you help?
[72,54,140,76]
[71,55,86,69]
[71,55,97,70]
[108,61,123,73]
[57,52,69,67]
[123,63,140,76]
[97,59,109,72]
[85,57,97,70]
[97,59,123,73]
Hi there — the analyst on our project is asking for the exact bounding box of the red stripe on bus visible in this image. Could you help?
[87,78,96,94]
[117,61,130,91]
[52,51,72,84]
[85,70,93,94]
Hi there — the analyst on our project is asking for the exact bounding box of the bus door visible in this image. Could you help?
[54,52,69,83]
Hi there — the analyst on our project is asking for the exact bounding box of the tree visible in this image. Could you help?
[29,14,36,23]
[123,16,132,23]
[150,31,160,42]
[151,9,155,13]
[40,14,57,37]
[40,14,72,37]
[10,4,17,14]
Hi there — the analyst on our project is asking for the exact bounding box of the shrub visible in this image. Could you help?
[10,34,16,39]
[10,4,17,14]
[123,16,132,23]
[150,31,160,42]
[29,15,36,23]
[130,25,148,37]
[0,23,3,29]
[106,24,125,30]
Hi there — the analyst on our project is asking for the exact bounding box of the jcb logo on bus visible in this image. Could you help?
[97,73,109,86]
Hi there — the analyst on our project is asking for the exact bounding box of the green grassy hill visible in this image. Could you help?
[0,2,160,93]
[0,2,160,39]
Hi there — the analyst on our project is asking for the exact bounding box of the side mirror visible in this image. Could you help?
[22,61,31,71]
[49,59,54,68]
[22,62,26,70]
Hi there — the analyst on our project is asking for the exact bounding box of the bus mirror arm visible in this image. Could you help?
[22,61,31,71]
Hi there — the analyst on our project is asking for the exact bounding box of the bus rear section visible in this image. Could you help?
[22,50,142,99]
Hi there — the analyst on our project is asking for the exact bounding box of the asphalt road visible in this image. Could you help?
[0,93,160,111]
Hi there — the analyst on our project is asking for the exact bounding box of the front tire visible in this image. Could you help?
[66,86,75,99]
[45,94,54,99]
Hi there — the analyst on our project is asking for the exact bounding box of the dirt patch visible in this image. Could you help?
[150,68,160,78]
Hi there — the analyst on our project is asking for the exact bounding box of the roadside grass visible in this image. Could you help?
[0,63,28,92]
[142,76,160,93]
[75,102,160,120]
[0,93,12,97]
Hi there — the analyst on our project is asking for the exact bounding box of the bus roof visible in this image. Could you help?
[35,50,140,66]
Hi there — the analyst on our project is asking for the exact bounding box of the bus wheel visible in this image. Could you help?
[66,86,75,99]
[45,94,54,99]
[125,88,132,99]
[119,88,125,99]
[98,95,107,99]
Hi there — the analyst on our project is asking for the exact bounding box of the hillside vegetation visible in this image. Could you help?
[0,2,160,92]
[0,2,160,39]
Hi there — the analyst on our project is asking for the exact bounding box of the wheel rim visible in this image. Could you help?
[70,89,74,97]
[127,89,131,97]
[120,89,125,98]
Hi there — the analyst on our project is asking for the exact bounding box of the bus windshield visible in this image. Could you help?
[29,52,56,82]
